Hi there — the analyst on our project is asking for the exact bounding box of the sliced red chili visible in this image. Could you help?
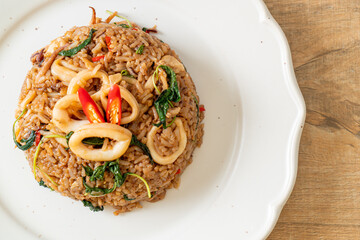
[78,88,105,123]
[35,130,41,146]
[92,55,105,62]
[106,84,122,125]
[132,27,138,31]
[146,29,157,33]
[175,169,181,175]
[105,36,112,50]
[199,106,205,112]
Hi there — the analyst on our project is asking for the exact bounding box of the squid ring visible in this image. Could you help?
[52,94,89,133]
[144,71,168,93]
[67,67,110,99]
[146,118,187,165]
[51,58,79,84]
[159,55,185,73]
[69,123,132,161]
[100,85,140,124]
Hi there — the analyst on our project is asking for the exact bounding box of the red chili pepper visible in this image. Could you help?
[199,106,205,112]
[146,29,158,33]
[91,55,105,62]
[105,36,112,50]
[106,84,122,125]
[35,130,41,146]
[132,27,138,31]
[78,88,105,123]
[175,169,181,175]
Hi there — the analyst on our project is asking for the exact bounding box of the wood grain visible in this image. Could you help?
[263,1,360,239]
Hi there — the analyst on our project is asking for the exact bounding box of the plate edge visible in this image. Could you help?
[252,1,306,239]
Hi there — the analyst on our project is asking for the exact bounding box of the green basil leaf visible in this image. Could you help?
[193,95,200,130]
[82,165,94,177]
[123,194,135,201]
[154,90,171,128]
[59,29,96,57]
[130,135,154,164]
[90,162,109,181]
[66,131,74,145]
[39,179,48,188]
[14,130,36,151]
[119,23,130,28]
[108,160,126,187]
[82,200,104,212]
[39,179,54,191]
[153,65,181,129]
[82,160,151,198]
[83,177,116,196]
[159,65,180,103]
[82,137,104,146]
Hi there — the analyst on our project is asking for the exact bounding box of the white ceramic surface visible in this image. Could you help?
[0,0,305,239]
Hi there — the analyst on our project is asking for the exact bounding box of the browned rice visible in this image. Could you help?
[15,19,204,214]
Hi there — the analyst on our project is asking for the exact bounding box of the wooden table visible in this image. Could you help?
[263,1,360,239]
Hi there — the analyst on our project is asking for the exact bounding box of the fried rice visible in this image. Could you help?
[14,10,204,214]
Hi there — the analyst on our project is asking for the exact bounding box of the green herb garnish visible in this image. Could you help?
[65,131,74,149]
[153,65,181,129]
[123,194,135,201]
[13,108,36,150]
[106,10,132,28]
[33,134,67,179]
[83,177,117,196]
[38,179,54,191]
[83,165,94,177]
[58,29,96,57]
[82,137,104,146]
[39,179,48,188]
[119,23,130,28]
[15,131,35,150]
[82,160,151,198]
[108,160,127,187]
[83,159,124,196]
[82,200,104,212]
[120,69,134,78]
[142,27,148,32]
[130,135,153,164]
[90,162,109,181]
[193,95,200,130]
[135,44,144,54]
[126,173,152,198]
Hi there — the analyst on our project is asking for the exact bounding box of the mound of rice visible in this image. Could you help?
[15,12,204,214]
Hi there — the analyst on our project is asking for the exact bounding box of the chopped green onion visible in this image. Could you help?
[135,44,144,54]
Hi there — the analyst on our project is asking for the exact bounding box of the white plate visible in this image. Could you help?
[0,0,305,239]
